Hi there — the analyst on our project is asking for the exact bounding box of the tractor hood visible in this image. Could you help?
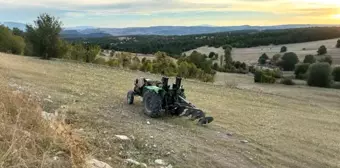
[145,86,163,93]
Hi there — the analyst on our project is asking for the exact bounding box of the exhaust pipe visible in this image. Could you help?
[175,77,182,90]
[162,77,169,90]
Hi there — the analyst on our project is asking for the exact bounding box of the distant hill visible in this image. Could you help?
[2,21,340,37]
[0,22,26,31]
[70,24,340,36]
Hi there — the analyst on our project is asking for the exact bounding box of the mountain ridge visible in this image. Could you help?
[1,21,340,37]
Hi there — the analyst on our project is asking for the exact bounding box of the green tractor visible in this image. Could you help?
[127,77,213,125]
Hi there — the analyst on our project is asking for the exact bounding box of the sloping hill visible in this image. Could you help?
[184,38,340,65]
[1,53,340,168]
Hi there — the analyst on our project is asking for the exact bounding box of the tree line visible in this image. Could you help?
[0,13,216,82]
[64,27,340,56]
[0,14,100,61]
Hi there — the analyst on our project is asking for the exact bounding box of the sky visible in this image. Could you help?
[0,0,340,28]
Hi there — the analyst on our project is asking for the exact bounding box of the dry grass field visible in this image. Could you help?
[1,53,340,168]
[184,38,340,65]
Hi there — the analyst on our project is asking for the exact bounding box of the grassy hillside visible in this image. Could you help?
[184,38,340,65]
[1,53,340,168]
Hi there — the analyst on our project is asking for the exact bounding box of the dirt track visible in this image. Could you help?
[1,53,340,168]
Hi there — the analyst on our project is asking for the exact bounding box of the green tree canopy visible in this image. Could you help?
[278,52,299,71]
[258,53,269,65]
[224,48,233,69]
[307,63,332,88]
[0,25,25,55]
[26,13,63,59]
[317,45,327,55]
[320,55,333,65]
[303,55,316,64]
[280,46,287,53]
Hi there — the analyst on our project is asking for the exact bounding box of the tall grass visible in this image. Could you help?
[0,78,87,168]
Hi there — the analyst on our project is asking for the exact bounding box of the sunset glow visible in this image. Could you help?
[333,14,340,19]
[1,0,340,27]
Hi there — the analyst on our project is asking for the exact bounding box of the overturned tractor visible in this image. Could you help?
[127,77,213,125]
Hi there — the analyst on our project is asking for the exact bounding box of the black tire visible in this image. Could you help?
[127,90,134,105]
[143,90,163,118]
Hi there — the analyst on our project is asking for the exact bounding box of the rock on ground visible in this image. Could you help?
[115,135,130,141]
[240,140,249,144]
[125,159,141,166]
[86,158,112,168]
[155,159,166,165]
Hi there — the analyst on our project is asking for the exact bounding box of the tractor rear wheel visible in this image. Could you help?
[127,90,134,104]
[143,90,163,118]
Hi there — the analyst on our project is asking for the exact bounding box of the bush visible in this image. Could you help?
[110,50,115,57]
[307,63,332,88]
[271,54,281,65]
[336,39,340,48]
[271,68,282,78]
[332,66,340,82]
[107,59,120,67]
[303,55,316,64]
[280,46,287,53]
[254,69,276,83]
[222,44,232,50]
[258,53,269,64]
[117,53,132,67]
[294,63,310,79]
[280,78,295,85]
[129,56,141,70]
[139,60,153,72]
[197,69,215,82]
[0,26,26,55]
[93,57,106,65]
[278,52,299,71]
[317,45,327,55]
[320,55,333,65]
[208,52,216,58]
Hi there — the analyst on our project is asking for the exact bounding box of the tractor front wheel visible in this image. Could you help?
[127,90,134,104]
[143,90,163,118]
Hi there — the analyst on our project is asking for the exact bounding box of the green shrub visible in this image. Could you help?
[320,55,333,65]
[303,55,316,64]
[307,63,332,88]
[258,53,269,64]
[271,54,281,65]
[278,52,299,71]
[332,66,340,82]
[249,66,256,74]
[336,39,340,48]
[294,63,310,79]
[254,69,276,83]
[129,56,141,70]
[317,45,327,55]
[117,53,132,67]
[107,59,120,67]
[271,68,282,78]
[222,45,232,50]
[93,57,107,65]
[280,78,295,85]
[129,63,140,70]
[139,60,153,72]
[0,26,26,55]
[280,46,287,53]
